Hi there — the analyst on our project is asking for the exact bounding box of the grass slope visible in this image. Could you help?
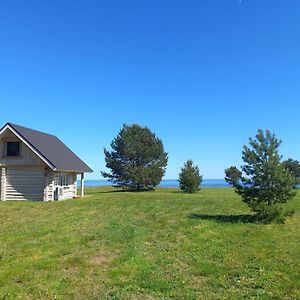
[0,187,299,299]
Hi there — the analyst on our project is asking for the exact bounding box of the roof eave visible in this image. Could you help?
[54,169,93,173]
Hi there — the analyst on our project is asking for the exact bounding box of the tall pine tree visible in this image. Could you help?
[101,124,168,191]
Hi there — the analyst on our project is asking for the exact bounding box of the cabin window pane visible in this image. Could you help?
[6,142,20,156]
[65,174,70,186]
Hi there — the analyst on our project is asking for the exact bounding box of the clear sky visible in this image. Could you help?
[0,0,299,179]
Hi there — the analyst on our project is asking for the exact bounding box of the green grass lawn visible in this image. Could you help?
[0,187,299,299]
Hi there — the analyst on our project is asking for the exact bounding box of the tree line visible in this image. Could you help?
[102,124,299,223]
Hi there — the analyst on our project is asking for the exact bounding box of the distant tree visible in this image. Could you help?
[101,124,168,191]
[224,166,242,186]
[179,159,203,193]
[282,159,300,187]
[225,129,295,223]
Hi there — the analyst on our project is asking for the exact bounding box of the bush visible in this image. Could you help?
[254,205,294,224]
[179,160,203,193]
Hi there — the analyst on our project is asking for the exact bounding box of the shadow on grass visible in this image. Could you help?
[189,213,256,224]
[89,189,124,194]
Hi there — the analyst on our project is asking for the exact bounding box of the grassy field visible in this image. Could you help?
[0,187,299,299]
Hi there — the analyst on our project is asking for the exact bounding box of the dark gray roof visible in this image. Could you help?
[3,123,93,173]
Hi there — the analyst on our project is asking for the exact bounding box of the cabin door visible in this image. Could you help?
[52,174,60,200]
[53,173,68,200]
[53,186,59,200]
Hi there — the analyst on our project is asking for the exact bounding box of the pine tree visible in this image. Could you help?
[225,129,295,223]
[179,159,203,193]
[101,124,168,191]
[225,166,242,186]
[282,159,300,187]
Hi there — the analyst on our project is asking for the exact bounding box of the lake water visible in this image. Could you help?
[80,179,230,188]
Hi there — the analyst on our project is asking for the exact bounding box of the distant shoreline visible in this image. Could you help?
[79,179,230,188]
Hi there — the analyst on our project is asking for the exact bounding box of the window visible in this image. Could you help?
[6,142,20,156]
[58,173,69,186]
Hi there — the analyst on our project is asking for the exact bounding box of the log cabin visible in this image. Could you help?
[0,122,93,201]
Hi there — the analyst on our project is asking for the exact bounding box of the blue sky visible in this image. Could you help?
[0,0,299,179]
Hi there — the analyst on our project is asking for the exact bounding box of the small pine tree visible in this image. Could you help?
[179,160,203,193]
[225,129,295,223]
